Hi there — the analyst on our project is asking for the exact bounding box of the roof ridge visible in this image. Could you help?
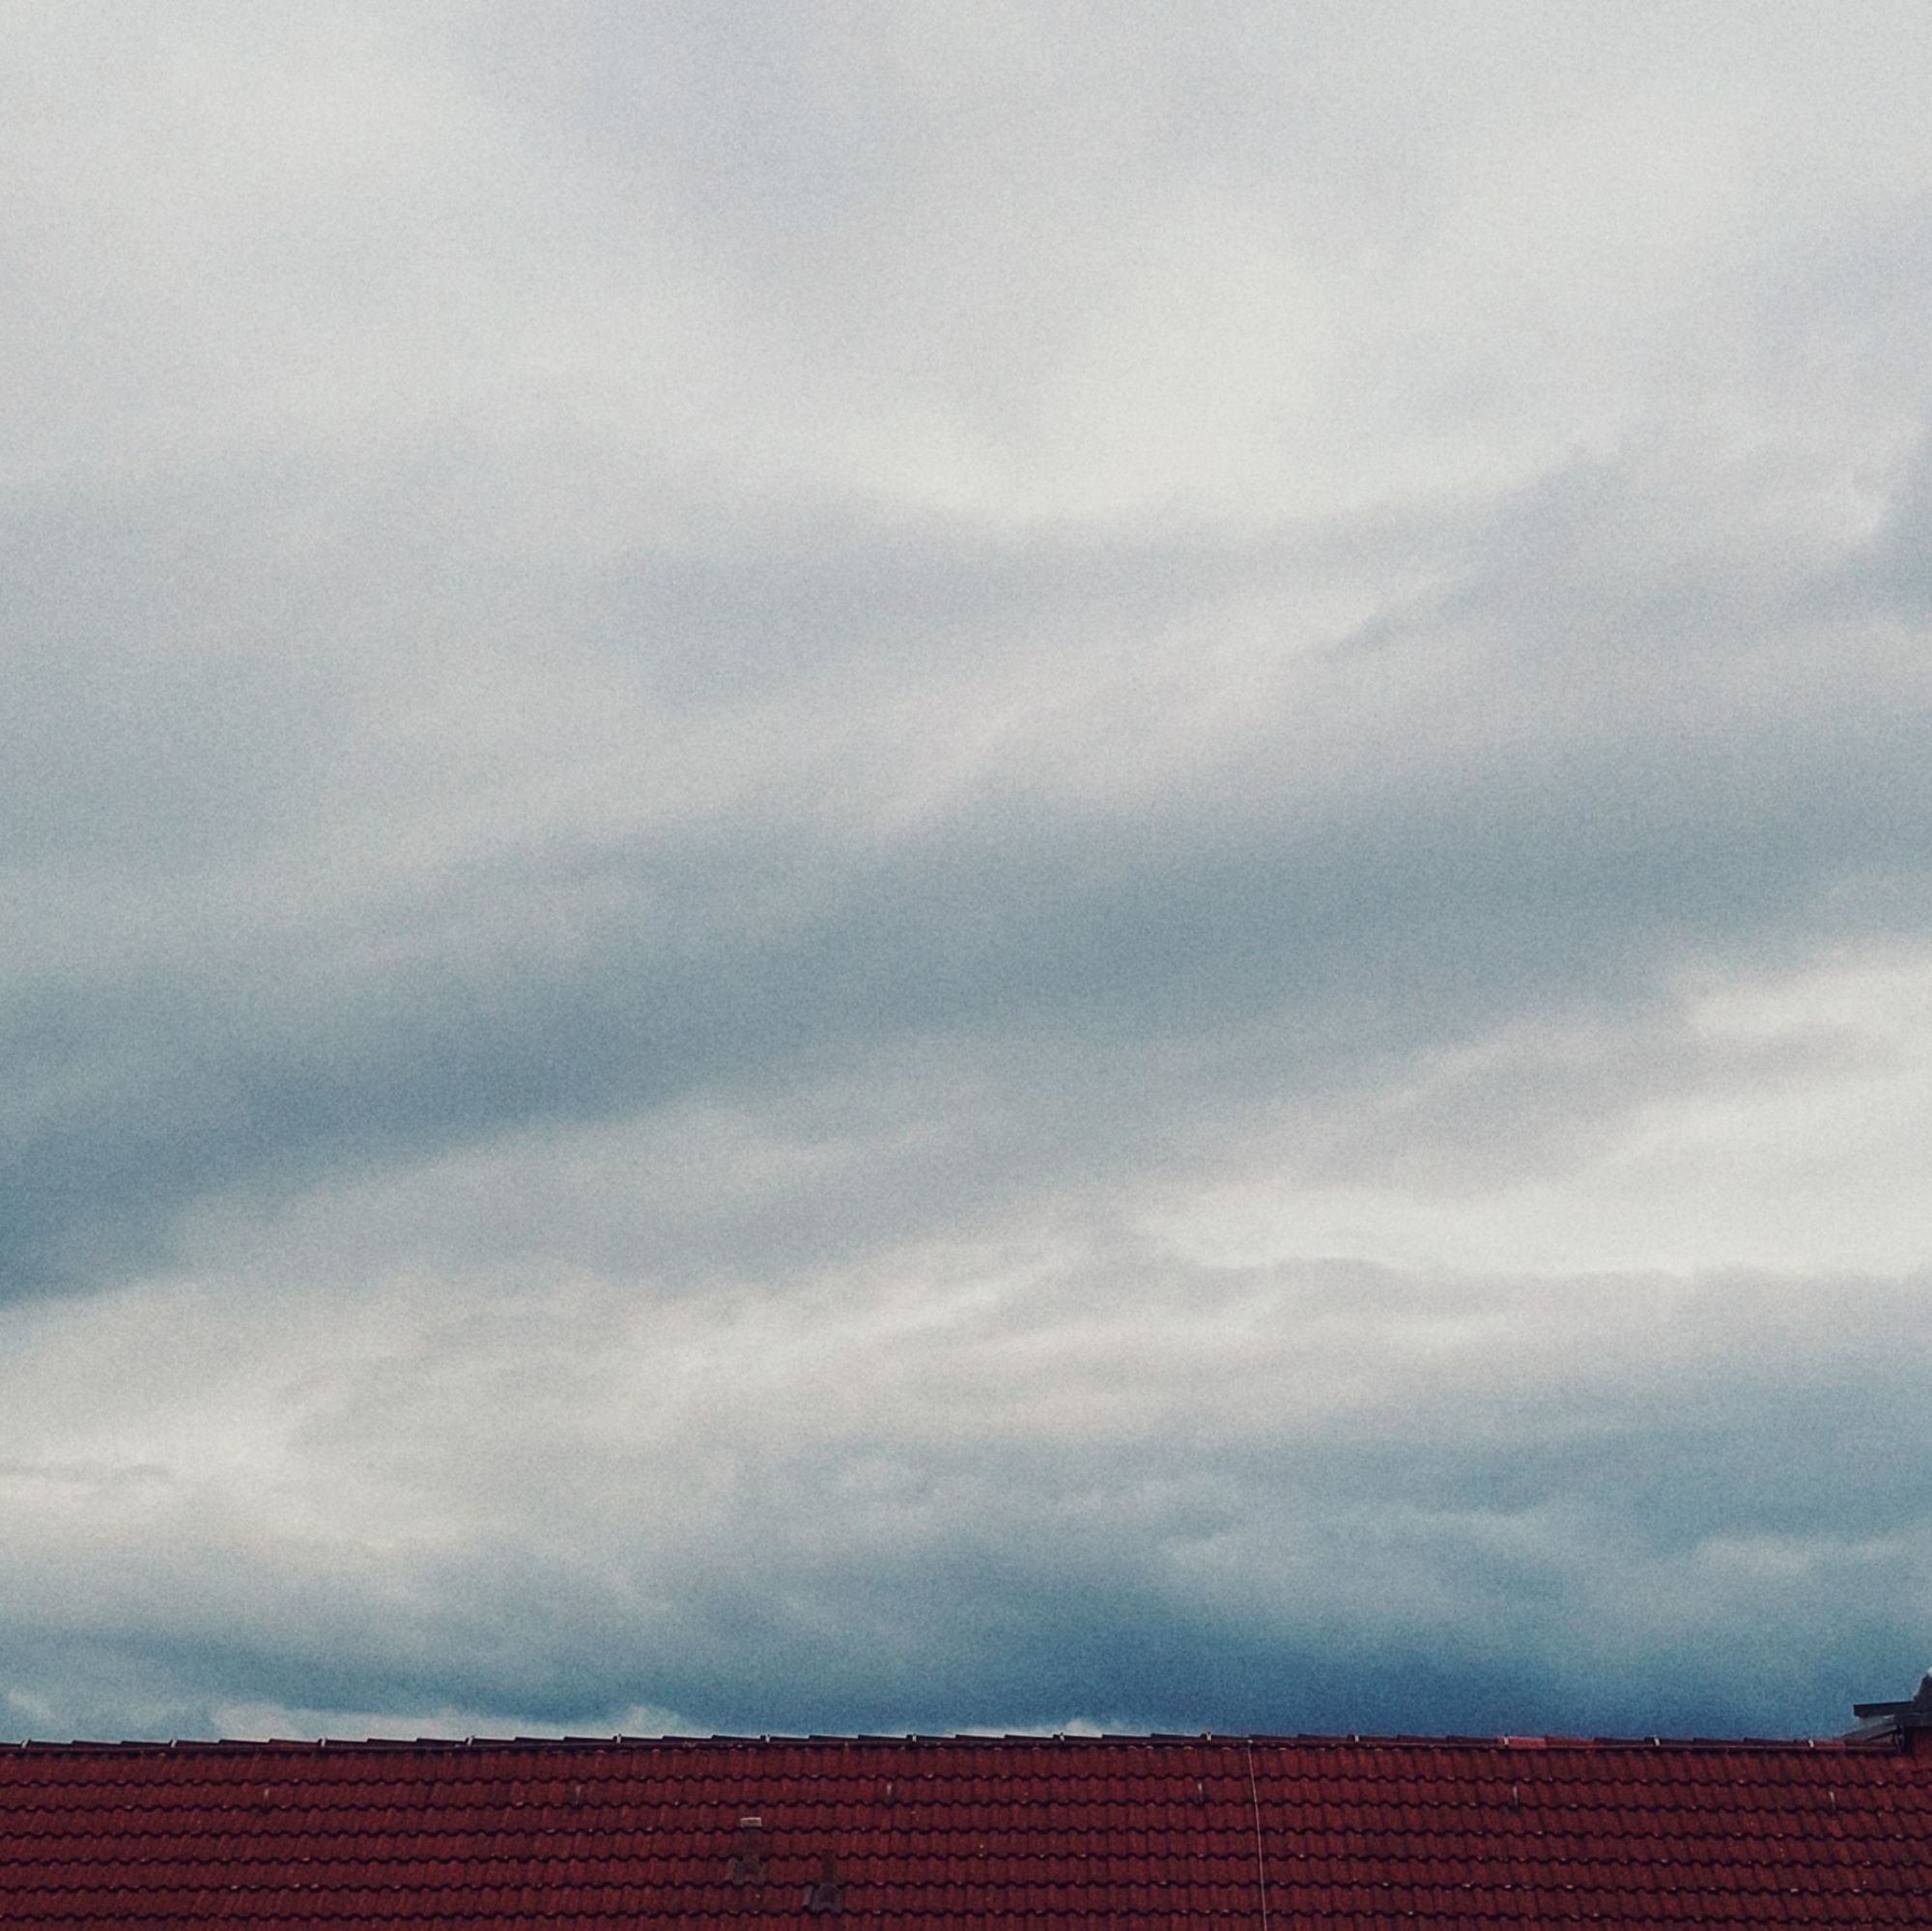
[2,1730,1857,1751]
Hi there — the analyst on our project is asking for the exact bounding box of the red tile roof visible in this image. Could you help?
[1,1731,1927,1927]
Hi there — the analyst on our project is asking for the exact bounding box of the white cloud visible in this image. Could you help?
[4,0,1932,1738]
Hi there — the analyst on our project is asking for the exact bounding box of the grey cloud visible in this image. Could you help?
[8,0,1932,1744]
[2,1257,1927,1739]
[8,429,1932,1297]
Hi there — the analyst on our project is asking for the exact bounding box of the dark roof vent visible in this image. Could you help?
[804,1860,845,1914]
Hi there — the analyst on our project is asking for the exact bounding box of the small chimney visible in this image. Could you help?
[726,1815,768,1886]
[1847,1669,1932,1746]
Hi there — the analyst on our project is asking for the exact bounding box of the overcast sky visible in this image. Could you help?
[6,1,1932,1744]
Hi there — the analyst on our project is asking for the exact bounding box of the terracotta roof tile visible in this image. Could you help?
[0,1734,1928,1926]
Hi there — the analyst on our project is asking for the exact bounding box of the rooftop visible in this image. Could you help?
[4,1726,1929,1926]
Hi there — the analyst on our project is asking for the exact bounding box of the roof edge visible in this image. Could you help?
[0,1730,1866,1753]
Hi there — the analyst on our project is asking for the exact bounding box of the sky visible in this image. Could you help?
[5,0,1932,1744]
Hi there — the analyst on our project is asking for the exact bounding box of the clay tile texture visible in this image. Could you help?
[2,1732,1930,1927]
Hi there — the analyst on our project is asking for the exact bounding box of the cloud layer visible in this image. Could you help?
[5,0,1932,1741]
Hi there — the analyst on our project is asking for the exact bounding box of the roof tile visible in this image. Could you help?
[1,1734,1929,1926]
